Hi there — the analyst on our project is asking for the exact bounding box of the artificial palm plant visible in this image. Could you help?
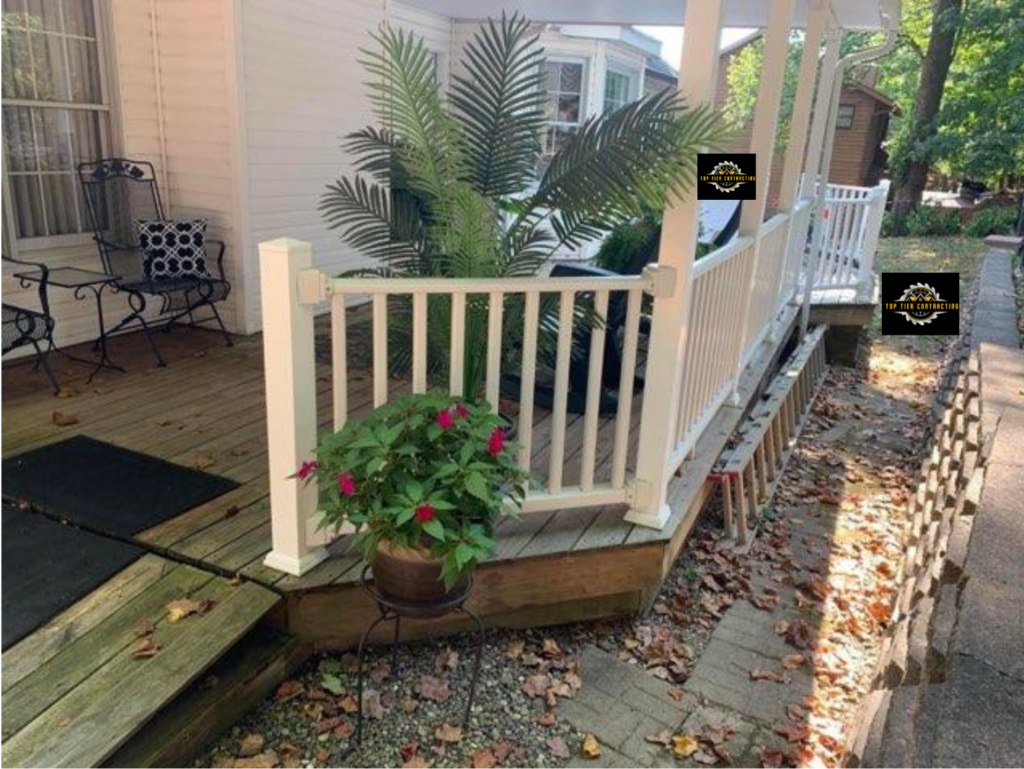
[321,14,725,398]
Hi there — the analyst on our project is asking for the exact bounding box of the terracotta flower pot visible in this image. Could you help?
[372,539,468,604]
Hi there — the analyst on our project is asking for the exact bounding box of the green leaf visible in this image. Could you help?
[396,507,416,526]
[465,471,490,502]
[405,479,424,501]
[455,542,475,569]
[422,518,446,541]
[321,673,344,695]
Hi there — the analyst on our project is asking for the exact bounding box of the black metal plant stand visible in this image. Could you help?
[347,565,485,752]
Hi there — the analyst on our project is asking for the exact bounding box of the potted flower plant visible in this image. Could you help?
[296,392,528,602]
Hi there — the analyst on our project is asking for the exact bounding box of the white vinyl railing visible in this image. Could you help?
[321,272,656,514]
[814,180,889,289]
[259,180,888,575]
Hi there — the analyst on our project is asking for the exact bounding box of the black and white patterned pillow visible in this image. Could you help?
[134,219,209,281]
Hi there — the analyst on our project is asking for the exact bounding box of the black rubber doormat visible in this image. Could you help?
[2,436,240,537]
[1,504,144,650]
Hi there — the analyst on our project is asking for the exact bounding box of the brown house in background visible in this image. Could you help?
[646,31,896,203]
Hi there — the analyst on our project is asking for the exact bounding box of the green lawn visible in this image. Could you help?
[874,236,988,296]
[867,236,989,347]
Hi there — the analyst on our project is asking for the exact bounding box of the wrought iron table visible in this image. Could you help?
[13,267,124,383]
[347,565,485,752]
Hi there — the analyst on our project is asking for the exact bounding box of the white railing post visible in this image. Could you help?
[799,26,842,336]
[859,180,889,281]
[732,0,797,389]
[260,237,329,576]
[627,0,723,529]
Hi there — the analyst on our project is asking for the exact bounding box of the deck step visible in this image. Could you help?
[1,556,281,768]
[104,625,304,768]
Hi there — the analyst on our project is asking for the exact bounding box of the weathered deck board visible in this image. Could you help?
[1,559,280,769]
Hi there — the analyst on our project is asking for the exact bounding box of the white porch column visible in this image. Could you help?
[737,0,797,234]
[626,0,724,529]
[731,0,797,374]
[778,0,828,210]
[799,26,843,335]
[260,238,329,576]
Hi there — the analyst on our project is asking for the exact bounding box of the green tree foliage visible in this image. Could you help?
[722,34,804,152]
[846,0,1024,190]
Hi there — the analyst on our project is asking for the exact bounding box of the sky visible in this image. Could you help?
[636,26,758,69]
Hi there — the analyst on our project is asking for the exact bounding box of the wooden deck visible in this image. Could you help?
[3,304,798,648]
[0,552,280,767]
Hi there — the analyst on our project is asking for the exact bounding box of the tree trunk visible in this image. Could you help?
[895,0,963,206]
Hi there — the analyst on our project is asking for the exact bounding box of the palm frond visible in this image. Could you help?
[449,13,546,198]
[319,175,427,270]
[526,92,726,233]
[361,25,464,200]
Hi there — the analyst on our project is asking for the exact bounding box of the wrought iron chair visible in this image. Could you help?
[77,158,233,367]
[2,255,60,393]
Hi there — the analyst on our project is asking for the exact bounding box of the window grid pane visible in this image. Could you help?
[2,0,105,239]
[543,61,584,156]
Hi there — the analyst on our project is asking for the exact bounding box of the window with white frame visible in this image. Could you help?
[542,59,584,157]
[603,69,633,113]
[836,104,856,129]
[1,0,108,241]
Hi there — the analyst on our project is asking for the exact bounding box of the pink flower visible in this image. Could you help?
[414,503,435,523]
[454,403,469,419]
[295,460,318,480]
[337,472,356,496]
[436,409,454,430]
[487,426,505,456]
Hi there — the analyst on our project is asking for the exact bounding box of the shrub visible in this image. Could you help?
[964,205,1019,238]
[881,210,906,238]
[904,206,962,237]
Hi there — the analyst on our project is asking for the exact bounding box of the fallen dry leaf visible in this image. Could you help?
[401,757,430,769]
[434,723,463,744]
[193,453,215,469]
[134,618,155,638]
[166,597,203,623]
[758,745,785,768]
[131,636,161,659]
[645,729,673,746]
[51,410,78,426]
[781,654,807,670]
[236,733,265,758]
[581,734,601,759]
[672,733,699,758]
[274,679,303,701]
[417,675,452,703]
[547,736,570,759]
[234,751,277,769]
[537,712,556,727]
[362,689,385,719]
[773,721,811,743]
[504,639,525,659]
[470,748,497,768]
[521,673,550,697]
[750,668,789,684]
[434,647,459,671]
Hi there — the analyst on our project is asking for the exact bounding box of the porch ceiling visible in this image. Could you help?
[402,0,898,30]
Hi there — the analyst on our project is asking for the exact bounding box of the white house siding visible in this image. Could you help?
[238,0,451,332]
[148,0,244,330]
